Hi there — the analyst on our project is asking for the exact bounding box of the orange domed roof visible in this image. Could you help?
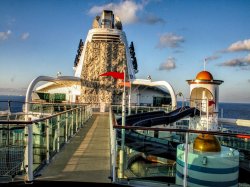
[196,71,213,81]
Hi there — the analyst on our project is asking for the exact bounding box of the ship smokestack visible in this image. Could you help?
[101,10,114,29]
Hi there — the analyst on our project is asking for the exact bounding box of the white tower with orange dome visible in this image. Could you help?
[186,70,223,131]
[176,71,239,187]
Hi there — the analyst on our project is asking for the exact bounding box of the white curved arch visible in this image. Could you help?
[24,76,81,116]
[132,79,177,109]
[24,76,81,182]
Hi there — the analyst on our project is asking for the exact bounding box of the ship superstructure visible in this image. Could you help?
[35,10,174,108]
[73,10,136,104]
[1,10,249,187]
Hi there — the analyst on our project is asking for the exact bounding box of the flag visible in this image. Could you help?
[118,81,131,87]
[208,100,215,106]
[99,71,124,80]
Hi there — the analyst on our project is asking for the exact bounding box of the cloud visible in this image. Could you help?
[205,55,220,62]
[88,0,164,25]
[0,30,12,41]
[173,49,184,53]
[7,17,16,26]
[20,32,30,40]
[139,13,165,25]
[248,79,250,83]
[89,0,144,24]
[159,57,176,71]
[227,39,250,52]
[219,54,250,68]
[156,33,184,49]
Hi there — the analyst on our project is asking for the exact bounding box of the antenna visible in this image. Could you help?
[204,58,207,71]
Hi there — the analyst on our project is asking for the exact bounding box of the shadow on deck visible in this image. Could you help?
[5,112,119,186]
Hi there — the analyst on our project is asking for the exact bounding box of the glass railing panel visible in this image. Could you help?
[67,112,73,139]
[113,128,182,185]
[0,104,92,182]
[48,116,58,157]
[33,121,46,172]
[0,124,25,176]
[66,111,72,140]
[59,113,66,146]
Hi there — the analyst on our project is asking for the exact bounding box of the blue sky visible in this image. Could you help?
[0,0,250,103]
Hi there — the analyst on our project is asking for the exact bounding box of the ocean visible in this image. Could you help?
[0,95,25,113]
[0,95,250,120]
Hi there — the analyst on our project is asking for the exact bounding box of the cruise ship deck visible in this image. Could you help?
[1,9,250,186]
[1,103,250,187]
[0,111,125,186]
[35,113,110,183]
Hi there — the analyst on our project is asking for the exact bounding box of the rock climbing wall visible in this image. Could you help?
[79,41,128,104]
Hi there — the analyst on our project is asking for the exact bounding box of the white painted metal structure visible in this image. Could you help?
[25,76,81,114]
[187,71,223,131]
[132,79,177,109]
[24,75,81,182]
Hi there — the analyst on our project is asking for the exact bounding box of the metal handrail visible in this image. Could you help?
[0,106,84,125]
[0,104,92,183]
[109,108,250,186]
[113,124,250,139]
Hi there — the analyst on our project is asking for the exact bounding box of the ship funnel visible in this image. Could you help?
[101,10,114,29]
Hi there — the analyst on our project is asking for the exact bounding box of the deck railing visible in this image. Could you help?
[0,103,92,183]
[109,105,250,186]
[111,104,172,115]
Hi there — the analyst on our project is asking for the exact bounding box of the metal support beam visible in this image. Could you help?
[57,115,60,152]
[46,119,50,164]
[132,79,177,109]
[65,112,68,142]
[24,123,33,182]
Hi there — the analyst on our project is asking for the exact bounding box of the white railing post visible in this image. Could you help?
[206,98,209,131]
[112,129,117,182]
[24,122,33,182]
[71,111,74,136]
[46,119,50,164]
[183,132,189,187]
[109,109,113,181]
[65,112,68,142]
[76,109,79,131]
[84,106,87,123]
[119,89,126,178]
[0,129,2,145]
[57,115,60,152]
[109,108,117,182]
[79,108,82,127]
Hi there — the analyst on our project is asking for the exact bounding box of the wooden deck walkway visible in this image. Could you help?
[36,113,111,183]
